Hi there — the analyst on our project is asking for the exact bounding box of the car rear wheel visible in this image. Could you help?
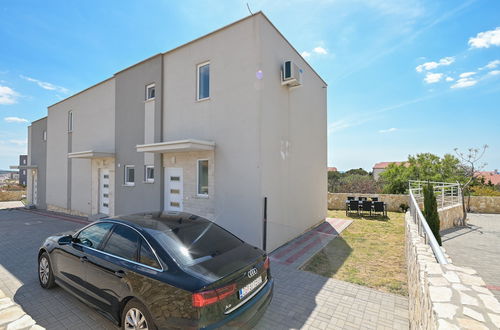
[122,299,156,330]
[38,252,56,289]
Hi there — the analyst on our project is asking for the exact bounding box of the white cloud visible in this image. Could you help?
[8,139,27,145]
[445,77,454,82]
[416,56,455,73]
[0,85,19,105]
[20,75,69,94]
[484,60,500,69]
[378,128,398,133]
[468,27,500,48]
[313,46,328,55]
[4,117,28,123]
[424,72,443,84]
[489,70,500,76]
[451,77,477,89]
[301,51,311,58]
[459,72,476,78]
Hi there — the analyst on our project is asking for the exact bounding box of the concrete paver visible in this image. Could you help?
[0,209,409,329]
[442,213,500,300]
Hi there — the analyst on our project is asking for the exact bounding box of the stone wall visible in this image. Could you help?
[327,193,409,212]
[406,212,500,329]
[469,196,500,214]
[438,204,464,231]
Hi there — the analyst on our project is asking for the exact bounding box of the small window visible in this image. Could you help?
[140,239,160,269]
[43,130,47,141]
[124,165,135,185]
[68,111,73,132]
[197,62,210,100]
[22,159,26,165]
[197,159,209,196]
[76,222,114,249]
[22,170,26,175]
[146,83,155,100]
[145,165,154,183]
[102,224,140,261]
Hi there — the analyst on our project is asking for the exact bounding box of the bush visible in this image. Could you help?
[0,190,25,201]
[423,183,441,245]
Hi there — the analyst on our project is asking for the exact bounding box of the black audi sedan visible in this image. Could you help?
[38,211,273,329]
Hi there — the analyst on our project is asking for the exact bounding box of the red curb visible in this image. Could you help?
[284,234,322,264]
[17,209,90,225]
[486,285,500,291]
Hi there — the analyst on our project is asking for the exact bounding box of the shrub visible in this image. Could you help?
[423,183,441,245]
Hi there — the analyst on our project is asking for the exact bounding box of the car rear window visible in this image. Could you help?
[146,222,243,266]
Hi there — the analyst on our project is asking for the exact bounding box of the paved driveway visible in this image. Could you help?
[0,209,409,329]
[442,213,500,300]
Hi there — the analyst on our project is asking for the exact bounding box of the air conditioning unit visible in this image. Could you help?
[281,60,303,87]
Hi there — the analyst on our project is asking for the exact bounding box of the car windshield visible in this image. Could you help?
[146,221,243,266]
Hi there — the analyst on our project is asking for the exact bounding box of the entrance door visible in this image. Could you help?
[165,168,183,211]
[32,170,38,205]
[99,169,110,214]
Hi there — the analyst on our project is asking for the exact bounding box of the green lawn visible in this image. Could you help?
[301,210,408,296]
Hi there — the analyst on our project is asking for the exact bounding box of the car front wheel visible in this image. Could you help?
[122,299,156,330]
[38,252,56,289]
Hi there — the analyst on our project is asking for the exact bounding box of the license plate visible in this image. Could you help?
[238,276,263,299]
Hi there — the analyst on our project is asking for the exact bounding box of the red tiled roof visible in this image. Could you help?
[327,167,338,172]
[475,171,500,185]
[372,161,408,169]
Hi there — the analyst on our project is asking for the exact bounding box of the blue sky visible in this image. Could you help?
[0,0,499,171]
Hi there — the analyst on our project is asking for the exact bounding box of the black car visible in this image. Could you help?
[38,211,273,329]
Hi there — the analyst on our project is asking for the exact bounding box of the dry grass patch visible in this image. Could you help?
[302,210,407,296]
[0,190,25,201]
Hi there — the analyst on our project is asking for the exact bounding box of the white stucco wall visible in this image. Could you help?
[46,78,115,214]
[161,16,263,247]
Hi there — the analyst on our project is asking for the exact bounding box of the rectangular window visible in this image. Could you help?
[145,165,154,183]
[145,83,155,100]
[68,111,73,132]
[197,159,209,196]
[43,130,47,141]
[124,165,135,186]
[197,62,210,100]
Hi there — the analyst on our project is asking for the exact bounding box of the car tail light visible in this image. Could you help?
[192,283,237,307]
[263,256,270,270]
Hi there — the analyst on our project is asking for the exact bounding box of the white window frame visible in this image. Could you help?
[124,165,135,186]
[43,130,47,141]
[144,165,154,183]
[68,111,73,132]
[196,61,210,101]
[196,159,209,197]
[145,83,155,101]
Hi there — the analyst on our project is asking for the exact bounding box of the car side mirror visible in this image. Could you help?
[58,235,73,245]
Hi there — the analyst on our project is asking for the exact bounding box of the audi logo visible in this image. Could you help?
[247,268,258,278]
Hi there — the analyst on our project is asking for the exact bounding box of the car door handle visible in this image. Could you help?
[114,270,125,278]
[80,256,88,263]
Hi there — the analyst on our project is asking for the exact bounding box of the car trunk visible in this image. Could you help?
[188,244,270,327]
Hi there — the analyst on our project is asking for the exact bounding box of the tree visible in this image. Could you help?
[454,145,488,226]
[423,183,441,245]
[380,153,464,194]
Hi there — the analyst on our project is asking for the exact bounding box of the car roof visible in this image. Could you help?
[108,211,210,233]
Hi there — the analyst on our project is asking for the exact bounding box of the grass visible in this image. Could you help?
[301,210,408,296]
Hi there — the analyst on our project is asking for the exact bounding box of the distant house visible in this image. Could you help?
[475,170,500,186]
[328,167,338,172]
[372,161,408,180]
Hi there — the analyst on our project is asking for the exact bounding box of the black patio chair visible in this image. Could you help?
[371,197,379,202]
[358,196,367,201]
[360,200,372,216]
[373,201,387,217]
[347,196,356,201]
[346,200,359,216]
